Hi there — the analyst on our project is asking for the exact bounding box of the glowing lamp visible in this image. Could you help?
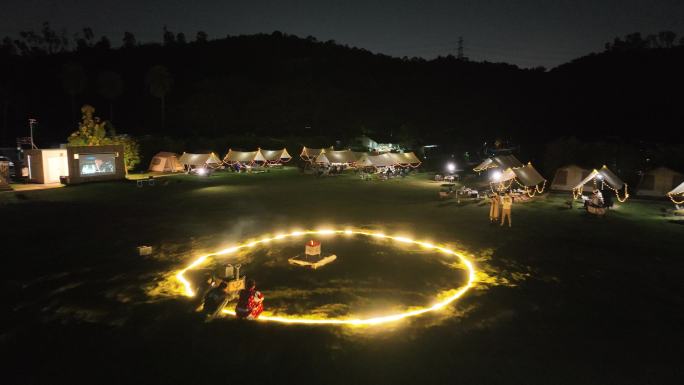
[447,162,456,173]
[197,167,207,176]
[305,240,321,257]
[491,170,502,181]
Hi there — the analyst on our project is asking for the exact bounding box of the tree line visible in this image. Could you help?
[0,25,683,178]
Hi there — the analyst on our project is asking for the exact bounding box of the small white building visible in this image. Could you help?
[25,149,69,184]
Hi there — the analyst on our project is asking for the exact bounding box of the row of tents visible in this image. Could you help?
[300,147,421,168]
[148,147,422,172]
[474,154,684,202]
[148,148,292,172]
[550,164,684,202]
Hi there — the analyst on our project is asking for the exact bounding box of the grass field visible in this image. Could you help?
[2,168,683,384]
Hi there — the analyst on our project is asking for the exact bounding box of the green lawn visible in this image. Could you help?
[2,168,683,385]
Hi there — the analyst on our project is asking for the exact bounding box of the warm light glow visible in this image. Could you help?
[447,162,456,173]
[173,229,477,326]
[491,170,502,182]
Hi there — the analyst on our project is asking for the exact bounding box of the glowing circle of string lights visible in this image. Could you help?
[175,229,477,326]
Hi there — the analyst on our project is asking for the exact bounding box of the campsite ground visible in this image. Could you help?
[2,168,683,385]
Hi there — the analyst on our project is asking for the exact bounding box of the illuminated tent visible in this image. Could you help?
[314,149,359,165]
[493,163,546,194]
[356,153,394,168]
[178,152,222,168]
[637,167,684,197]
[390,152,421,167]
[259,148,292,164]
[667,181,684,204]
[223,149,265,165]
[300,146,333,162]
[551,165,593,191]
[148,152,183,172]
[473,154,523,172]
[572,165,629,202]
[356,152,422,168]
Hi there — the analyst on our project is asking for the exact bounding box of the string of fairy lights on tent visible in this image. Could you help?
[668,193,684,205]
[572,171,629,203]
[172,228,477,326]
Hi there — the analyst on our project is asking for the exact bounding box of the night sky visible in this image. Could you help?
[2,0,683,68]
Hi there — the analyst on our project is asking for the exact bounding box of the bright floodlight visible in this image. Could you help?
[447,162,456,173]
[491,170,502,181]
[197,168,207,176]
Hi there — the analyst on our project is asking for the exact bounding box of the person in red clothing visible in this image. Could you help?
[235,279,264,319]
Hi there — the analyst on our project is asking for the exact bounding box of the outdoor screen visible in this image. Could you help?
[79,153,116,176]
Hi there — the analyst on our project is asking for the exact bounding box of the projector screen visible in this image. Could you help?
[79,153,116,176]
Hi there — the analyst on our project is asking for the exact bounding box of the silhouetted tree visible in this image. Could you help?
[196,31,208,43]
[75,27,94,51]
[163,26,175,46]
[94,36,111,50]
[13,22,68,55]
[60,62,87,125]
[1,37,16,56]
[658,31,676,48]
[123,32,136,48]
[97,71,124,121]
[0,83,9,134]
[145,65,173,129]
[176,33,186,44]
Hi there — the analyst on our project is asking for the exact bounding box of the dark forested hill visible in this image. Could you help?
[0,31,682,161]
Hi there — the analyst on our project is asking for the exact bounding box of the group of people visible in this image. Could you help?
[583,189,613,209]
[488,191,514,227]
[202,278,264,320]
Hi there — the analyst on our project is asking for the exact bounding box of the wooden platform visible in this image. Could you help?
[288,254,337,269]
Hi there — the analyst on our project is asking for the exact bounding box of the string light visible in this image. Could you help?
[172,229,477,326]
[572,169,629,203]
[668,193,684,205]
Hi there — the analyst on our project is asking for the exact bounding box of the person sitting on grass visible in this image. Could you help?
[235,279,264,320]
[203,281,228,316]
[585,189,604,209]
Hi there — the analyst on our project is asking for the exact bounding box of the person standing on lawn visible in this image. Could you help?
[501,192,513,227]
[489,192,500,223]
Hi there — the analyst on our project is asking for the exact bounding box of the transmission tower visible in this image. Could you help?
[457,36,465,60]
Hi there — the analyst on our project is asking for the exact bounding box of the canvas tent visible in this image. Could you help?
[551,165,593,191]
[300,146,333,162]
[668,181,684,204]
[572,165,629,202]
[637,167,684,197]
[493,162,546,192]
[314,149,359,165]
[473,154,523,172]
[356,153,394,168]
[178,152,222,169]
[148,152,183,172]
[259,148,292,164]
[223,149,265,165]
[356,152,421,169]
[390,152,421,167]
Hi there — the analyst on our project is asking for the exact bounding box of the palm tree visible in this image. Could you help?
[60,62,87,126]
[96,71,123,121]
[145,65,173,130]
